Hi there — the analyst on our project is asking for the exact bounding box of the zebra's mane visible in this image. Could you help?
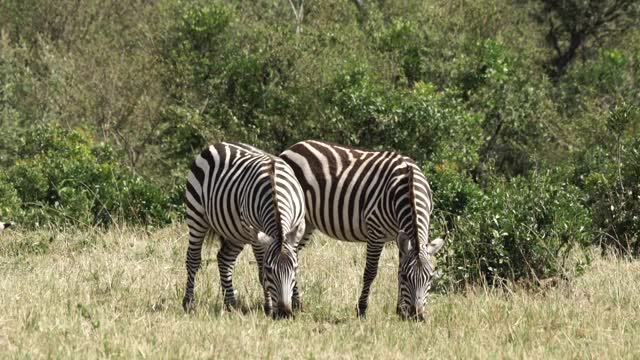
[267,157,284,245]
[405,161,420,255]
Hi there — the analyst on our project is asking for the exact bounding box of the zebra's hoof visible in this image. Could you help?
[182,297,195,313]
[263,303,273,316]
[356,306,367,318]
[292,298,303,311]
[223,301,238,312]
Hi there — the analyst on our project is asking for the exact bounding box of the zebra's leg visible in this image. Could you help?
[292,222,315,311]
[183,225,209,312]
[217,239,244,310]
[251,244,272,315]
[396,277,403,316]
[357,240,384,318]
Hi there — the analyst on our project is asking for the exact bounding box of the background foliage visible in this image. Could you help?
[1,0,639,287]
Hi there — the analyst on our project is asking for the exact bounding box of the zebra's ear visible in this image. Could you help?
[284,221,305,247]
[426,237,445,255]
[397,231,413,255]
[256,231,272,245]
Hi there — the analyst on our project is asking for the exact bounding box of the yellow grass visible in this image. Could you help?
[0,224,639,359]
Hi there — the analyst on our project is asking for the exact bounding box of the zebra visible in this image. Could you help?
[183,142,306,318]
[0,222,12,232]
[280,140,444,320]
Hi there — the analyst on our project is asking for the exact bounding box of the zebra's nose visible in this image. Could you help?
[275,300,293,319]
[409,305,425,322]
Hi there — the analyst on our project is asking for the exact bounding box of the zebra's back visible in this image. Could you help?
[187,142,305,244]
[281,140,432,243]
[187,142,269,244]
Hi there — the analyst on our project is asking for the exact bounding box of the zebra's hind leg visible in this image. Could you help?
[183,223,209,312]
[357,240,384,318]
[217,239,244,311]
[292,222,315,311]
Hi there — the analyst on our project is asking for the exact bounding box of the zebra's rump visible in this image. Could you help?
[186,142,305,244]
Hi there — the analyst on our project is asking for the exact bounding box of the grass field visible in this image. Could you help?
[1,224,639,359]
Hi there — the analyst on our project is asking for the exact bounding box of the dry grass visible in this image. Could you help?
[0,224,639,359]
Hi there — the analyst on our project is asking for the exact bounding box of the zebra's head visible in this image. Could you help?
[397,232,444,321]
[258,221,305,319]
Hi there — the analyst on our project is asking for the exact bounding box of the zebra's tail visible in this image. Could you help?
[267,157,284,247]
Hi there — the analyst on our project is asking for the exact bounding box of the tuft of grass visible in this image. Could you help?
[0,225,639,358]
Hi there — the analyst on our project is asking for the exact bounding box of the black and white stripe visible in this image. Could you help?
[0,222,12,232]
[281,140,444,320]
[183,142,306,318]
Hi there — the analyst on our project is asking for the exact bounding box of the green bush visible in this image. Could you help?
[0,175,22,220]
[436,170,592,288]
[0,127,181,228]
[324,65,482,168]
[455,39,558,178]
[574,104,640,254]
[374,18,425,85]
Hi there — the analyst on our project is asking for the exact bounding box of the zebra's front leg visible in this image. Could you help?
[291,222,314,311]
[217,239,244,311]
[252,244,273,316]
[396,276,403,316]
[357,240,384,318]
[183,226,207,312]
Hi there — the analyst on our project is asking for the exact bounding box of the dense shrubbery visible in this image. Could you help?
[1,0,639,286]
[573,105,640,255]
[434,169,592,288]
[0,128,181,227]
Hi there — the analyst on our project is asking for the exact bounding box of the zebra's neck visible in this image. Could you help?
[388,162,429,248]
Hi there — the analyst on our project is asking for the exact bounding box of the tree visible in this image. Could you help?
[533,0,640,80]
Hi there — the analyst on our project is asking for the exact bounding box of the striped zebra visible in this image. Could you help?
[183,142,306,318]
[280,140,444,320]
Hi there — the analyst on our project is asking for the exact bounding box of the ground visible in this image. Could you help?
[0,224,638,359]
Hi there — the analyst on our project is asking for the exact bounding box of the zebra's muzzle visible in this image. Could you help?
[273,300,293,319]
[399,305,425,322]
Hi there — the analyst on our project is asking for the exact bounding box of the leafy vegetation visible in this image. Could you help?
[1,0,639,286]
[0,128,180,227]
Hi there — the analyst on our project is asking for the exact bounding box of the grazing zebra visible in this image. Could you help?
[281,140,444,320]
[183,142,306,318]
[0,222,12,232]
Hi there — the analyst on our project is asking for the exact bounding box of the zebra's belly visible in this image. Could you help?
[306,214,368,243]
[306,207,397,243]
[311,223,395,244]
